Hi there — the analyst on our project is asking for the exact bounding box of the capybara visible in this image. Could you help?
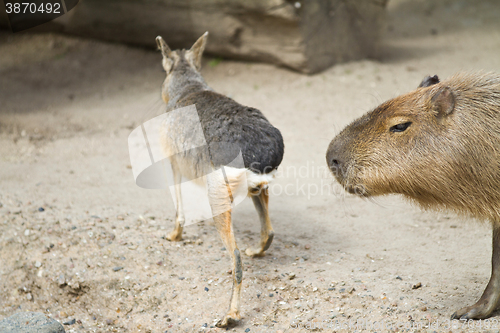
[326,72,500,319]
[156,33,284,327]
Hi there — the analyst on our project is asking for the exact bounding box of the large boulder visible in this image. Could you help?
[0,312,65,333]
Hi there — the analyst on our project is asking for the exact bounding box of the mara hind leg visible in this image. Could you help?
[166,161,185,241]
[207,169,243,327]
[245,188,274,257]
[213,210,242,327]
[451,225,500,319]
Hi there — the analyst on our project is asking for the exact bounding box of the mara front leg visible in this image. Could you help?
[245,188,274,257]
[451,225,500,319]
[166,161,185,241]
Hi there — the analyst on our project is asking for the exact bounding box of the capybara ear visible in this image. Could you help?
[156,36,174,73]
[418,75,440,88]
[431,86,455,117]
[186,32,208,71]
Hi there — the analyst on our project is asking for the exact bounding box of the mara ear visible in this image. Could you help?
[156,36,174,73]
[418,75,440,88]
[186,32,208,71]
[430,86,455,117]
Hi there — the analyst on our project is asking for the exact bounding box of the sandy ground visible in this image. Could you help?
[1,0,500,332]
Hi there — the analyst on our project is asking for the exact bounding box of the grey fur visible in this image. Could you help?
[159,40,284,175]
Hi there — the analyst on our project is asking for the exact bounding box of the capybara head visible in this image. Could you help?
[326,73,500,221]
[156,32,208,105]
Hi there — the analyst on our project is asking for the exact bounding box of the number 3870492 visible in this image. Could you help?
[5,2,61,14]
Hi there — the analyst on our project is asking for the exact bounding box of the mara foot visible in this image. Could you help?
[245,247,266,257]
[215,311,241,328]
[165,229,183,242]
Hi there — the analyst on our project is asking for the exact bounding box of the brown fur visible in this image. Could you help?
[326,72,500,320]
[327,72,500,223]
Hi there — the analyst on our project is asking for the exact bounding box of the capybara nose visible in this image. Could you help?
[330,157,341,168]
[326,147,344,175]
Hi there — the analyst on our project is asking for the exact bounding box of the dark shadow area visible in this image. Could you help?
[0,31,162,115]
[386,0,500,39]
[378,0,500,63]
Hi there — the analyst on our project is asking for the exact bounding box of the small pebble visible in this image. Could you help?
[204,287,209,292]
[106,318,114,325]
[38,207,45,212]
[245,329,250,332]
[288,273,296,280]
[304,244,311,250]
[202,323,207,327]
[396,275,403,280]
[269,293,274,297]
[412,282,422,289]
[58,274,66,286]
[63,318,76,325]
[178,276,185,280]
[221,247,226,251]
[34,261,42,268]
[113,266,124,272]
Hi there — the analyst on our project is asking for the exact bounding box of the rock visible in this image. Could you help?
[0,312,65,333]
[38,207,45,212]
[62,318,75,325]
[112,266,124,272]
[53,0,387,73]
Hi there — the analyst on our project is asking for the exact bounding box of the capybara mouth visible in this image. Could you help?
[344,183,369,197]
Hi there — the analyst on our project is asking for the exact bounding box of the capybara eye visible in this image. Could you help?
[390,122,412,133]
